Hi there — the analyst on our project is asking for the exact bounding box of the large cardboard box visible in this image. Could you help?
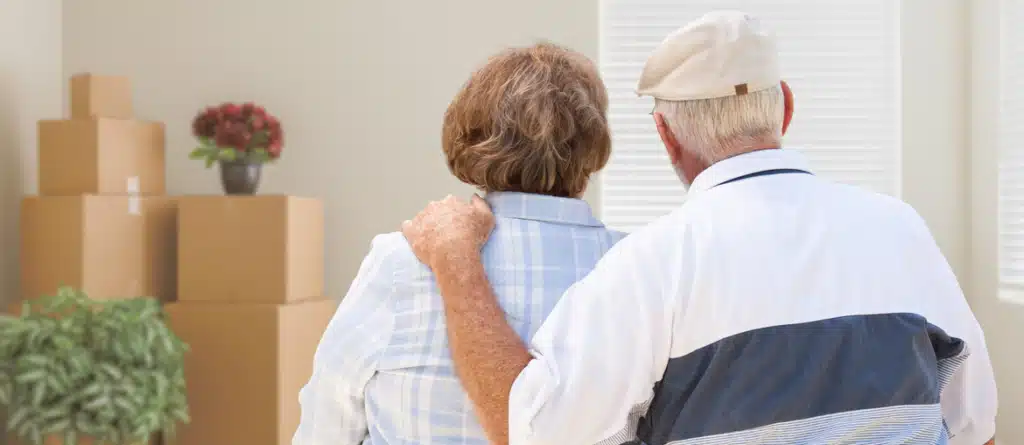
[177,196,324,304]
[20,196,177,302]
[164,299,336,445]
[70,73,133,119]
[38,118,165,196]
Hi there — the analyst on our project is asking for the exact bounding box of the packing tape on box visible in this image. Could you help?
[128,196,140,216]
[126,176,140,194]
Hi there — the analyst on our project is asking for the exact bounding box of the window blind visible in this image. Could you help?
[599,0,902,232]
[998,0,1024,301]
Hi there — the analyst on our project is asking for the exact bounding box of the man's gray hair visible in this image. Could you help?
[653,85,785,165]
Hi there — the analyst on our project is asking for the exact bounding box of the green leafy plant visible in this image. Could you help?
[0,288,189,445]
[188,102,284,168]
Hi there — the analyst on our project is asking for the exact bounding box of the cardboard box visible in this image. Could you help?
[70,73,133,119]
[20,196,177,302]
[177,196,324,304]
[6,300,21,315]
[38,118,165,196]
[164,299,337,445]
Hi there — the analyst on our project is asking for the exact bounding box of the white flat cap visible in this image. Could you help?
[636,10,781,101]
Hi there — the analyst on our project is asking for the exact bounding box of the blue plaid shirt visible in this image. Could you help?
[292,192,625,445]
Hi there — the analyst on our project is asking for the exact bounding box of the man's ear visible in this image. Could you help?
[781,80,794,135]
[654,112,707,184]
[653,112,683,164]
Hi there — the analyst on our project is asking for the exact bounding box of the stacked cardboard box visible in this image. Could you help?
[19,73,177,306]
[165,196,335,445]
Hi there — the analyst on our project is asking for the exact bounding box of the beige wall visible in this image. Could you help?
[0,0,63,308]
[0,3,62,443]
[61,0,599,297]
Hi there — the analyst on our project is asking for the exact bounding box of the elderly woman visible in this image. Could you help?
[291,43,625,444]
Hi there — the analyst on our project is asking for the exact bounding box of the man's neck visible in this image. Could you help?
[684,145,783,184]
[715,145,782,162]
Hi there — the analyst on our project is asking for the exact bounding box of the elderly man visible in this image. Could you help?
[400,10,999,445]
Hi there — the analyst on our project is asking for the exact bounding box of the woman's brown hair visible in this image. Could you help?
[442,43,611,198]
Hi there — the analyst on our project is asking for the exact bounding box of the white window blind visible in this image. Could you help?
[998,0,1024,302]
[599,0,902,232]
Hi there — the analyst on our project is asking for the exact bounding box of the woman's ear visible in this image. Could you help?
[781,80,794,135]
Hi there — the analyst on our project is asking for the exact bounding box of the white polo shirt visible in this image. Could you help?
[508,149,997,445]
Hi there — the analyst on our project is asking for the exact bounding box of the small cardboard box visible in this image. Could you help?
[20,196,177,302]
[38,118,165,196]
[177,196,324,304]
[70,73,133,119]
[164,299,337,445]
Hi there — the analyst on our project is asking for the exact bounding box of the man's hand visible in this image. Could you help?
[402,194,495,268]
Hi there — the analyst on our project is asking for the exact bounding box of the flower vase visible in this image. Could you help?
[219,160,262,195]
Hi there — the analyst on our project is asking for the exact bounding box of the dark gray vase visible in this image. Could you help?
[219,160,262,195]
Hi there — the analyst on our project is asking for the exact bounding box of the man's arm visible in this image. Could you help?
[434,254,531,445]
[939,320,998,445]
[902,208,998,445]
[292,235,399,445]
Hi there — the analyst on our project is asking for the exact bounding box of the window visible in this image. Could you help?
[998,0,1024,303]
[599,0,902,232]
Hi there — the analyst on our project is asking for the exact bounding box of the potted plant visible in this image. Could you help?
[189,102,284,195]
[0,287,189,445]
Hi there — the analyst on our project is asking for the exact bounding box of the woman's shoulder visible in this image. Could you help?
[365,231,421,271]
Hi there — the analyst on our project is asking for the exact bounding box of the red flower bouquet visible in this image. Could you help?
[189,102,284,168]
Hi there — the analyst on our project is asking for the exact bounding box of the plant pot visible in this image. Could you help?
[219,160,262,195]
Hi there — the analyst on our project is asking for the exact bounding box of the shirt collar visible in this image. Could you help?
[689,149,813,194]
[485,192,604,227]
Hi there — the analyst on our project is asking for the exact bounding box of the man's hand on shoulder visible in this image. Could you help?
[401,194,495,270]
